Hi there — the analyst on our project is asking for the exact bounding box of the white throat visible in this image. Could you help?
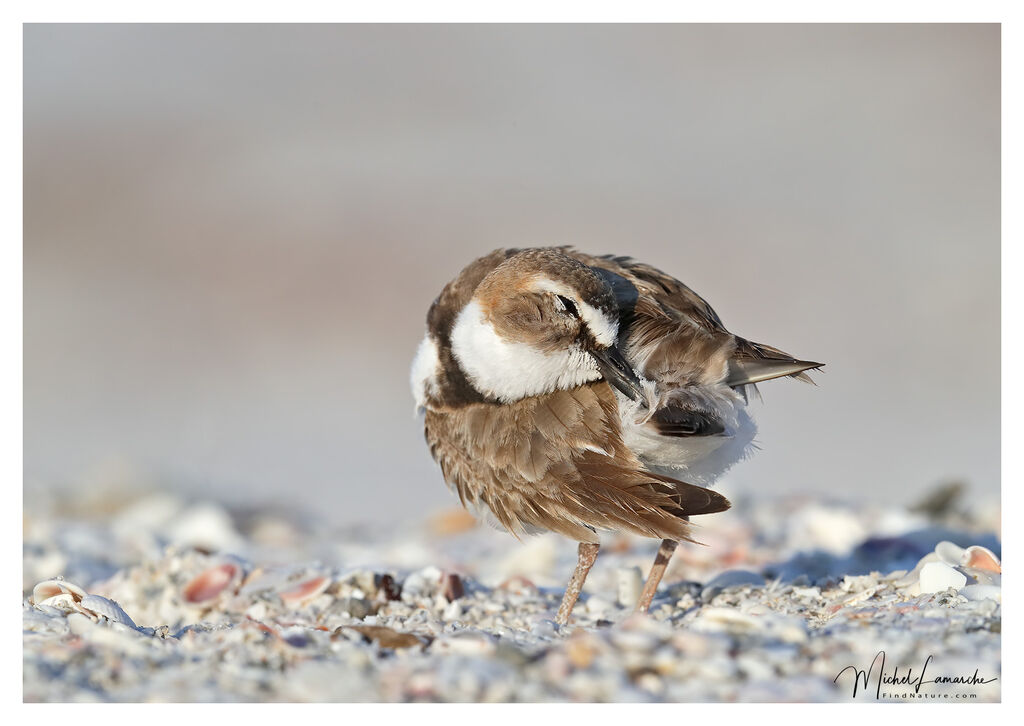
[450,299,601,402]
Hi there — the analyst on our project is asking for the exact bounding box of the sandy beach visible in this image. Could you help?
[23,486,1001,702]
[21,23,1001,706]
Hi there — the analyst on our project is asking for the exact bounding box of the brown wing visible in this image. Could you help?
[563,248,820,387]
[559,250,736,386]
[424,382,729,543]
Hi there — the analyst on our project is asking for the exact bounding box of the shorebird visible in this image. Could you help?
[412,247,821,624]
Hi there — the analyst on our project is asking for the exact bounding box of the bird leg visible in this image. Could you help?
[636,538,679,613]
[556,542,600,625]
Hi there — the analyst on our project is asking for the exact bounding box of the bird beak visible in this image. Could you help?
[592,345,647,403]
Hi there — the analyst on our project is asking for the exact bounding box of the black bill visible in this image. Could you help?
[592,345,647,403]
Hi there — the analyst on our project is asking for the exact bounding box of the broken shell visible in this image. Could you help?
[960,566,1000,586]
[32,578,87,606]
[38,593,79,610]
[961,584,1002,603]
[963,545,1001,574]
[892,552,939,588]
[935,541,966,567]
[279,575,332,608]
[183,563,241,604]
[78,594,138,629]
[919,562,967,593]
[431,632,494,656]
[345,625,425,649]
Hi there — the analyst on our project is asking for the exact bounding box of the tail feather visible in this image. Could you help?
[728,337,823,386]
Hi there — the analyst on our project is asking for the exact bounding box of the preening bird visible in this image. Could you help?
[412,247,821,623]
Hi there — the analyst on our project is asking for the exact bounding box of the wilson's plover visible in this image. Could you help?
[412,247,821,623]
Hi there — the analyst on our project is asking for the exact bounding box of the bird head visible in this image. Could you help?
[450,249,647,403]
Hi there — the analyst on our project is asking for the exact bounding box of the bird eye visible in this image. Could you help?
[556,295,579,318]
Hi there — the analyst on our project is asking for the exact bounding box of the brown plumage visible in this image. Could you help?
[412,246,821,623]
[424,383,727,545]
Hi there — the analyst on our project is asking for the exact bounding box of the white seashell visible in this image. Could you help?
[238,567,294,596]
[919,562,967,593]
[691,607,762,633]
[839,586,877,607]
[245,601,268,621]
[791,586,821,600]
[441,599,463,621]
[32,578,87,605]
[892,552,939,588]
[961,584,1001,603]
[400,566,443,602]
[960,566,1001,587]
[79,594,138,629]
[38,593,79,610]
[432,633,496,656]
[934,541,966,567]
[616,567,643,609]
[66,612,96,636]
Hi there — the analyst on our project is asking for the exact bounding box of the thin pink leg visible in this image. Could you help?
[556,542,600,625]
[636,539,679,613]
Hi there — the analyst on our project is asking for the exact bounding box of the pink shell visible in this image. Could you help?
[279,576,331,607]
[964,546,1001,574]
[183,563,239,603]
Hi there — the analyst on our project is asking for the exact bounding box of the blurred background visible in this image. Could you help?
[24,24,999,526]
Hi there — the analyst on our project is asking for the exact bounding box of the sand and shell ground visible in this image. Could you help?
[23,486,1001,702]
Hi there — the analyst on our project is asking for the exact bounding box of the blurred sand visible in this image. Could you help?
[24,24,999,524]
[22,488,1001,702]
